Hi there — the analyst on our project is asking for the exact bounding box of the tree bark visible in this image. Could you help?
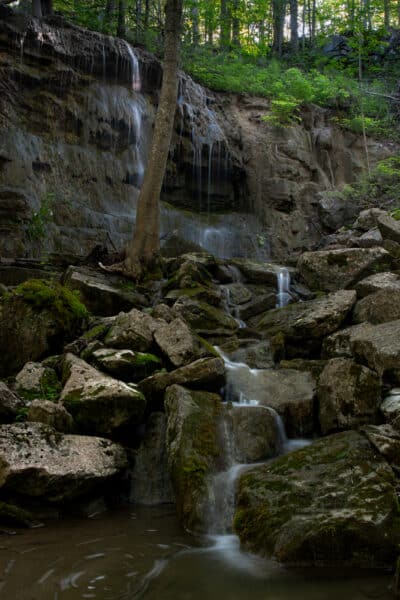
[117,0,126,38]
[220,0,231,48]
[290,0,298,52]
[232,0,240,47]
[32,0,42,18]
[122,0,183,276]
[41,0,53,15]
[192,0,200,45]
[272,0,286,55]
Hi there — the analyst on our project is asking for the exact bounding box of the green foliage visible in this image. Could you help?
[12,279,89,332]
[27,193,55,242]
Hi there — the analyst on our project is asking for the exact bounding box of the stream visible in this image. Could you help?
[0,506,393,600]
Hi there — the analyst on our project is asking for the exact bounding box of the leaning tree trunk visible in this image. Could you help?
[32,0,42,17]
[122,0,183,277]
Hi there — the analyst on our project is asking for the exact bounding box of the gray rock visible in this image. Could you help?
[27,399,74,432]
[235,430,400,567]
[355,272,400,298]
[353,289,400,324]
[363,424,400,471]
[254,290,356,347]
[15,362,60,401]
[165,384,222,531]
[63,266,148,316]
[318,358,381,434]
[0,382,24,423]
[381,394,400,427]
[349,320,400,381]
[0,422,128,503]
[105,308,164,352]
[172,296,239,337]
[92,347,161,381]
[230,260,296,286]
[297,247,391,292]
[322,323,370,358]
[377,213,400,244]
[153,317,211,368]
[317,190,357,231]
[139,357,225,403]
[236,293,276,321]
[61,354,146,435]
[224,283,252,305]
[353,208,387,232]
[228,405,281,462]
[130,412,174,505]
[357,228,383,248]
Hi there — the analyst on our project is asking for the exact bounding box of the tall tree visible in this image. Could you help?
[117,0,126,37]
[110,0,183,277]
[220,0,231,48]
[32,0,52,17]
[290,0,299,51]
[272,0,286,55]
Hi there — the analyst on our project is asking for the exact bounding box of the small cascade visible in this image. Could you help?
[276,267,291,308]
[220,287,246,329]
[125,41,141,91]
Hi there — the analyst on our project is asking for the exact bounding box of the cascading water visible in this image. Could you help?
[276,267,291,308]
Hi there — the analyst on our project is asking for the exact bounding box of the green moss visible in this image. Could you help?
[82,324,108,341]
[0,501,36,527]
[10,279,88,333]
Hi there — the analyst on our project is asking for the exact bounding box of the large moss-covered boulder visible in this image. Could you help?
[349,320,400,382]
[60,354,146,435]
[253,290,356,355]
[317,358,381,434]
[230,260,295,286]
[377,213,400,244]
[0,422,127,503]
[227,405,281,463]
[92,348,161,382]
[165,384,222,531]
[63,266,148,316]
[355,272,400,298]
[27,399,74,433]
[0,279,88,376]
[153,317,213,367]
[234,430,400,567]
[297,248,391,292]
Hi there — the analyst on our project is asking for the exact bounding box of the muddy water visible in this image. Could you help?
[0,507,393,600]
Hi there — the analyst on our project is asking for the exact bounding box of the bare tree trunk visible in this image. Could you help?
[220,0,231,48]
[41,0,53,15]
[122,0,183,276]
[32,0,42,17]
[117,0,126,37]
[290,0,298,52]
[144,0,150,28]
[104,0,116,31]
[272,0,286,55]
[232,0,240,47]
[192,0,200,45]
[384,0,390,27]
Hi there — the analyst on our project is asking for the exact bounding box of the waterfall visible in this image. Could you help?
[276,267,291,308]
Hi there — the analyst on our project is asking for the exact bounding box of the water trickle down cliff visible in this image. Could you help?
[0,7,396,263]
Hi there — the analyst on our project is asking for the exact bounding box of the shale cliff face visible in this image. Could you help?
[0,7,396,262]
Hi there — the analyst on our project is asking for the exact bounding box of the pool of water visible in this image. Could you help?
[0,507,393,600]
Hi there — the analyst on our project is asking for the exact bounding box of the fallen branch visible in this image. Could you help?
[360,88,400,103]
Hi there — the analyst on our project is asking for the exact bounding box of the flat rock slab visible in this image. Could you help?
[61,353,146,435]
[297,248,391,292]
[235,430,400,567]
[355,272,400,298]
[378,213,400,244]
[353,289,400,324]
[0,422,127,503]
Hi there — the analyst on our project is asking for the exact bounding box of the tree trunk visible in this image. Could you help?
[290,0,298,52]
[272,0,286,55]
[192,0,200,45]
[104,0,116,31]
[123,0,183,276]
[144,0,150,28]
[117,0,126,38]
[32,0,42,17]
[232,0,240,47]
[41,0,53,15]
[384,0,390,27]
[220,0,231,48]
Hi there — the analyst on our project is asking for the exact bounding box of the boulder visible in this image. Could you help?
[297,248,391,292]
[60,354,146,435]
[153,317,212,367]
[0,382,24,423]
[229,340,275,369]
[279,359,327,380]
[230,260,295,286]
[92,348,161,381]
[129,412,174,505]
[165,285,222,306]
[377,213,400,244]
[254,290,356,351]
[355,272,400,298]
[317,190,357,231]
[236,293,276,321]
[138,357,225,404]
[0,422,128,503]
[27,400,74,432]
[224,283,252,305]
[15,362,60,401]
[172,297,239,337]
[164,259,213,290]
[353,289,400,324]
[353,208,387,232]
[228,405,281,463]
[223,366,316,436]
[357,228,383,248]
[317,358,381,434]
[63,266,148,316]
[380,392,400,429]
[234,431,400,567]
[348,320,400,381]
[0,279,87,376]
[363,424,400,472]
[165,384,222,531]
[322,323,370,358]
[104,308,163,352]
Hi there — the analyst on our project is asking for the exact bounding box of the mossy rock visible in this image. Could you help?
[234,430,400,568]
[0,279,88,376]
[92,347,162,382]
[165,384,222,532]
